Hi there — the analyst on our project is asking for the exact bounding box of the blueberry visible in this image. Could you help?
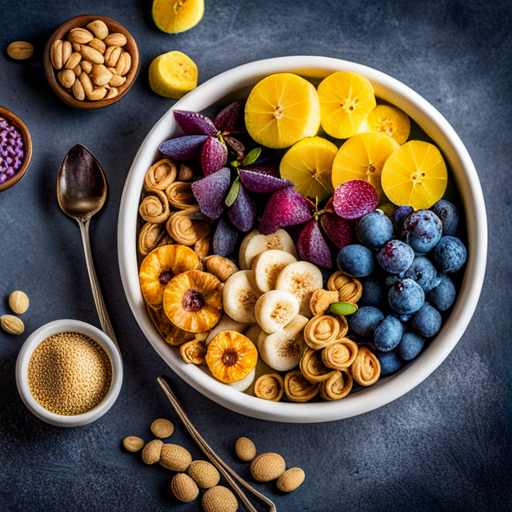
[402,210,442,253]
[357,211,394,250]
[337,244,374,277]
[374,315,403,352]
[430,199,459,236]
[359,276,384,306]
[398,332,425,360]
[404,256,439,292]
[434,236,467,273]
[388,278,425,315]
[395,314,411,323]
[349,306,385,337]
[428,273,456,311]
[411,303,442,337]
[377,240,415,274]
[394,206,414,230]
[375,350,403,375]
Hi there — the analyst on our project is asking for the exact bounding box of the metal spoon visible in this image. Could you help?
[57,144,121,355]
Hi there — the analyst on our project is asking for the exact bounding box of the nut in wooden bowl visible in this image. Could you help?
[44,15,139,109]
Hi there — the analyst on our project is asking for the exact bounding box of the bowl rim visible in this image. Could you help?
[16,319,123,427]
[0,106,33,192]
[43,14,140,110]
[118,56,487,423]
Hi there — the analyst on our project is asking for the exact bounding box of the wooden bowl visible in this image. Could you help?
[0,106,33,192]
[44,15,140,109]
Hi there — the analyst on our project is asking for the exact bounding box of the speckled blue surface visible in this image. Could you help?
[1,1,511,511]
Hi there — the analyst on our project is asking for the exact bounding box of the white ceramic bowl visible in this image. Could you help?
[16,319,123,427]
[118,56,487,423]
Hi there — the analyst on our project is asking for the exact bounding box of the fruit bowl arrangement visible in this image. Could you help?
[119,57,486,423]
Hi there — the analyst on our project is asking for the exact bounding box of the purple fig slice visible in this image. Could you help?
[321,212,357,249]
[333,180,379,220]
[224,136,245,161]
[298,219,333,269]
[213,218,240,257]
[201,136,228,176]
[214,100,245,133]
[228,184,257,232]
[159,135,208,160]
[173,110,218,136]
[241,165,281,178]
[239,168,293,193]
[191,168,231,220]
[259,187,314,235]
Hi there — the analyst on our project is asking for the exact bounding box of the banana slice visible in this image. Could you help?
[252,250,297,293]
[274,261,323,318]
[239,229,298,270]
[259,315,308,371]
[205,315,250,345]
[228,367,256,392]
[244,324,263,347]
[222,270,261,323]
[255,290,300,334]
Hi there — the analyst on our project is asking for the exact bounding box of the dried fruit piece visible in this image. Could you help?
[152,0,204,33]
[298,219,332,269]
[254,373,284,401]
[188,460,220,489]
[255,290,299,334]
[159,134,208,160]
[212,218,240,257]
[160,444,192,471]
[191,167,230,220]
[224,136,245,160]
[144,159,177,192]
[149,51,198,99]
[362,105,411,145]
[204,255,238,282]
[252,249,297,293]
[165,181,196,209]
[327,271,363,302]
[309,289,339,316]
[206,331,258,383]
[277,468,305,492]
[163,270,222,332]
[201,136,228,176]
[329,302,358,316]
[239,167,292,193]
[259,187,313,235]
[171,473,199,502]
[215,100,245,133]
[166,207,210,246]
[322,338,359,370]
[235,437,257,461]
[228,184,257,232]
[333,180,379,220]
[222,270,261,323]
[205,315,250,345]
[174,110,218,136]
[7,41,34,60]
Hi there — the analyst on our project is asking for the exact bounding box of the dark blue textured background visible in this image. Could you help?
[1,1,511,511]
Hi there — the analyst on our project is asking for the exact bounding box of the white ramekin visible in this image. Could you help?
[118,56,487,423]
[16,319,123,427]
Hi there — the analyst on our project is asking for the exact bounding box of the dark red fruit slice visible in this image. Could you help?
[321,212,356,249]
[333,180,379,220]
[159,135,208,160]
[259,187,314,235]
[201,136,228,176]
[239,168,292,193]
[174,110,218,136]
[224,136,245,161]
[213,218,240,257]
[298,219,333,269]
[191,168,231,220]
[214,101,245,133]
[228,184,257,232]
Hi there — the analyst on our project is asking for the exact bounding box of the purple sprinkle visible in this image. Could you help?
[0,116,25,182]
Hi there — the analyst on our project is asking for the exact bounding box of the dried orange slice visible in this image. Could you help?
[331,132,399,200]
[280,136,338,202]
[361,105,411,145]
[152,0,204,34]
[317,72,376,139]
[381,141,448,210]
[245,73,321,149]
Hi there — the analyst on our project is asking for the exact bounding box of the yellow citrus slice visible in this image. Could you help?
[152,0,204,34]
[280,136,338,202]
[245,73,321,149]
[381,141,448,209]
[149,51,198,99]
[360,105,411,145]
[331,132,399,200]
[317,71,376,139]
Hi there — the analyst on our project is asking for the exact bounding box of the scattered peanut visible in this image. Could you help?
[250,453,286,482]
[171,473,199,503]
[141,439,163,464]
[277,467,305,492]
[150,418,174,438]
[7,41,34,60]
[8,291,29,314]
[1,315,24,335]
[188,460,220,489]
[202,486,238,512]
[235,437,256,462]
[123,436,144,452]
[159,444,192,472]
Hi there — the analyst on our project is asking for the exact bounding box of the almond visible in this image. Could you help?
[90,64,112,86]
[277,467,305,492]
[8,291,29,315]
[58,69,76,89]
[64,52,82,70]
[150,418,174,438]
[250,452,286,482]
[79,71,93,95]
[88,37,106,54]
[81,60,93,74]
[80,45,104,65]
[105,46,121,67]
[72,79,85,101]
[87,20,109,40]
[142,439,163,464]
[86,87,107,101]
[235,437,256,462]
[7,41,34,60]
[187,461,220,489]
[170,474,199,503]
[68,27,94,44]
[1,315,24,335]
[123,436,144,452]
[62,41,72,67]
[74,64,82,76]
[51,40,63,69]
[159,444,192,472]
[72,42,81,52]
[202,486,238,512]
[115,51,131,76]
[109,74,126,87]
[105,87,118,100]
[104,32,127,47]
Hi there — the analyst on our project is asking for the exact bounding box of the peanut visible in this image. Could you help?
[87,20,109,40]
[123,436,144,452]
[150,418,174,439]
[235,437,256,462]
[141,439,163,464]
[6,41,34,60]
[8,291,29,314]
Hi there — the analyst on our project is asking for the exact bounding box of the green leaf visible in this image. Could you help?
[242,147,262,166]
[329,302,358,316]
[225,177,240,207]
[230,160,240,168]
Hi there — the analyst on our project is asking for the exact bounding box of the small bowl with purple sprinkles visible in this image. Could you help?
[0,106,32,192]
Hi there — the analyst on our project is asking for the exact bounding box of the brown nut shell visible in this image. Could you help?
[115,51,131,76]
[65,52,82,70]
[235,437,256,462]
[202,486,238,512]
[58,69,76,89]
[171,473,199,502]
[88,37,106,54]
[188,460,220,489]
[72,79,85,101]
[250,452,286,482]
[80,44,104,65]
[159,444,192,472]
[150,418,174,438]
[277,467,305,492]
[51,40,63,69]
[90,64,113,86]
[141,439,163,464]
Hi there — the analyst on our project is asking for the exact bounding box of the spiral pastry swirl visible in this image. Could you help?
[300,347,337,383]
[322,337,359,370]
[144,159,177,192]
[194,235,211,261]
[351,347,381,386]
[304,315,348,350]
[165,181,196,210]
[139,190,171,223]
[180,339,207,365]
[138,222,164,256]
[166,207,210,246]
[254,373,284,402]
[327,271,363,303]
[320,370,354,400]
[284,371,321,403]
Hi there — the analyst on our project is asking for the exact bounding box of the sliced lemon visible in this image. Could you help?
[149,51,198,99]
[381,141,448,209]
[152,0,204,34]
[245,73,321,149]
[360,105,411,145]
[280,137,338,202]
[332,132,399,200]
[317,71,376,139]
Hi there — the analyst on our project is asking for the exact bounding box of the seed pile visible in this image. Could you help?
[27,332,112,415]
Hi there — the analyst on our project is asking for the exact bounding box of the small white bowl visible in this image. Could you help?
[16,319,123,427]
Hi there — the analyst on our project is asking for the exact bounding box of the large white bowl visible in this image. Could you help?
[118,56,487,423]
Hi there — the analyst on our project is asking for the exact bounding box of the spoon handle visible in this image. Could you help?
[78,219,120,353]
